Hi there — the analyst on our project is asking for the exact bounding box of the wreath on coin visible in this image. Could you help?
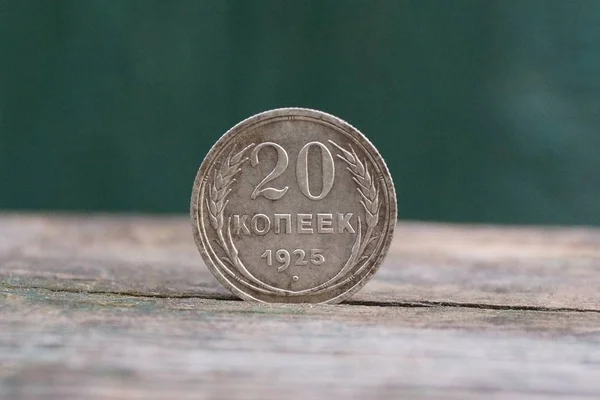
[205,141,380,296]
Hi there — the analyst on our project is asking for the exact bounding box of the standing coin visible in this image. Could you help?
[191,108,396,303]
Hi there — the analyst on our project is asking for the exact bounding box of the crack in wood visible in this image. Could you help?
[344,299,600,313]
[3,283,599,314]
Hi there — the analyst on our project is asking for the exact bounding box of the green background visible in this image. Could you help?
[1,0,599,225]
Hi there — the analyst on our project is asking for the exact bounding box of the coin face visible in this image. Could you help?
[191,108,396,303]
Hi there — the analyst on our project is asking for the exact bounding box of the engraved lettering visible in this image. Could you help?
[234,214,251,235]
[317,213,333,234]
[250,142,289,200]
[296,142,335,200]
[293,249,308,265]
[275,249,291,271]
[251,214,271,235]
[274,213,292,234]
[337,213,355,234]
[234,213,356,235]
[260,249,272,265]
[297,214,313,234]
[261,248,326,270]
[310,249,325,265]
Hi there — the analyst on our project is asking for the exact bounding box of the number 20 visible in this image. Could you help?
[250,141,335,201]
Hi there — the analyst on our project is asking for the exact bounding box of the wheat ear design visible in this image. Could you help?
[207,143,285,291]
[207,144,254,231]
[328,140,380,278]
[206,144,254,259]
[205,140,380,296]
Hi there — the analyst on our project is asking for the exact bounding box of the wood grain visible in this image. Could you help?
[1,213,600,399]
[1,213,599,310]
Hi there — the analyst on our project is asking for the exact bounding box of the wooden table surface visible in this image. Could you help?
[1,213,599,399]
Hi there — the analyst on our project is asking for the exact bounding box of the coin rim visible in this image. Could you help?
[190,107,397,304]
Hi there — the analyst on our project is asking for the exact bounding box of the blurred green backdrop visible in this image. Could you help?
[1,0,599,225]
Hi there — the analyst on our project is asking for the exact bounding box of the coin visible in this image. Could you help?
[190,108,396,303]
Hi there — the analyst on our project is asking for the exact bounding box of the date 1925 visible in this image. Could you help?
[260,249,325,272]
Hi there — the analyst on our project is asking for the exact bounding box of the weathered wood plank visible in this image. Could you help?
[1,287,600,400]
[1,213,599,310]
[2,214,600,399]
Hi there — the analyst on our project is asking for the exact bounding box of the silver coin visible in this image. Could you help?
[190,108,396,303]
